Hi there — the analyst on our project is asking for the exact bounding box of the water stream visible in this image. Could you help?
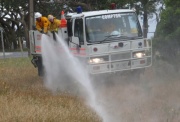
[40,34,109,122]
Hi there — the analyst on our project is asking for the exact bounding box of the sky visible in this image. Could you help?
[139,14,157,39]
[139,2,163,39]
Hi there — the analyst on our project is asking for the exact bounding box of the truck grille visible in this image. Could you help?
[111,52,131,61]
[90,52,131,62]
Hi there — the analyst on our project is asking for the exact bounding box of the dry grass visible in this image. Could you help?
[0,58,101,122]
[1,57,180,122]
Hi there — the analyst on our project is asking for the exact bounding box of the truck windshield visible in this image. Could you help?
[85,12,142,43]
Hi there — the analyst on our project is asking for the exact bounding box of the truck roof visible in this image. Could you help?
[66,9,135,18]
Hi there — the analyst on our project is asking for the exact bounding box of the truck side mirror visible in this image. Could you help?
[74,18,84,45]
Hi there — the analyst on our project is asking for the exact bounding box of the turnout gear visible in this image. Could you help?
[48,14,61,33]
[47,14,61,41]
[35,13,50,34]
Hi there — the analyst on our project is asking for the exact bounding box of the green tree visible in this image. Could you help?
[0,0,29,50]
[132,0,158,38]
[153,0,180,70]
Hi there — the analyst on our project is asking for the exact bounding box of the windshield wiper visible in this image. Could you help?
[99,34,134,43]
[99,35,143,43]
[132,36,143,39]
[99,34,120,43]
[115,36,145,41]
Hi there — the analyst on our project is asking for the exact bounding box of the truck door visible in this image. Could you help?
[73,18,84,45]
[70,18,86,56]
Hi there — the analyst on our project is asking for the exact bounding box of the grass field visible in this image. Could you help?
[0,58,101,122]
[1,57,180,122]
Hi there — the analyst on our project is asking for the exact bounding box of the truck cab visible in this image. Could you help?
[29,8,152,76]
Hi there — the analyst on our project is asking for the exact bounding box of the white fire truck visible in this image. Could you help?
[29,6,152,77]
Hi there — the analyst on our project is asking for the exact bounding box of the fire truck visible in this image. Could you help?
[29,6,152,77]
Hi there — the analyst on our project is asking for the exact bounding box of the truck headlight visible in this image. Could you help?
[133,52,145,58]
[89,58,104,64]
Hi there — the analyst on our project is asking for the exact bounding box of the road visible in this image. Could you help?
[0,51,28,59]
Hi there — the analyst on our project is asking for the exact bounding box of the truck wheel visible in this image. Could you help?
[37,64,44,76]
[36,57,44,77]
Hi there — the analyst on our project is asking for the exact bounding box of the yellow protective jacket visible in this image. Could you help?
[49,18,61,32]
[36,17,50,33]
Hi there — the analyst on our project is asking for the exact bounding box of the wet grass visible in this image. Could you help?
[0,57,101,122]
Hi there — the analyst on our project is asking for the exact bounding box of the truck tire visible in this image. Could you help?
[36,57,44,77]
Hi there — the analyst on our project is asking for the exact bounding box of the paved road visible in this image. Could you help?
[0,52,28,59]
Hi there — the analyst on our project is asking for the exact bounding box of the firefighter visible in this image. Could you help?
[35,12,50,34]
[48,14,61,33]
[48,14,61,41]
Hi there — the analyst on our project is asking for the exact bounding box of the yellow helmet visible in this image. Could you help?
[48,14,54,22]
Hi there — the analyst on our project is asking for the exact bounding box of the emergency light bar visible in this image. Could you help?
[76,6,82,13]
